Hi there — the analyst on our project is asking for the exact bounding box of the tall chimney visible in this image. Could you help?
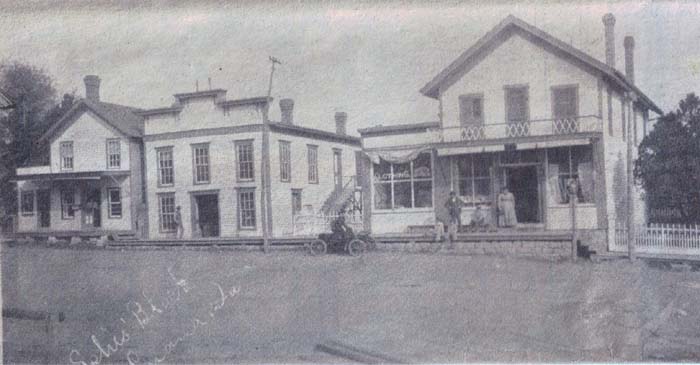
[335,112,347,135]
[602,13,616,67]
[84,75,101,102]
[624,36,635,83]
[280,98,294,124]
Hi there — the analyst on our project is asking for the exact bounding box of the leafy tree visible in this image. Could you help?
[635,93,700,223]
[0,62,75,215]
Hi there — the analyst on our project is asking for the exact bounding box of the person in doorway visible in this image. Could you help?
[174,206,184,239]
[497,187,517,228]
[445,191,464,241]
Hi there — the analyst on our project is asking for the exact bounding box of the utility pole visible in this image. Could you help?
[626,96,636,261]
[261,56,280,253]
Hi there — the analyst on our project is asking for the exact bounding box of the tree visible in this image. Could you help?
[635,93,700,223]
[0,62,71,215]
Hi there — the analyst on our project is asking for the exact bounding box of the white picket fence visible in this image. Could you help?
[613,223,700,256]
[292,212,364,236]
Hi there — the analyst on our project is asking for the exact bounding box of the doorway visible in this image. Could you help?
[194,193,220,238]
[504,166,540,223]
[83,189,102,229]
[37,190,50,228]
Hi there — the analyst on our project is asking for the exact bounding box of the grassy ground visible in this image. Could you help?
[2,243,700,363]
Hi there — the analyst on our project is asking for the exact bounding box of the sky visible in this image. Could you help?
[1,0,699,135]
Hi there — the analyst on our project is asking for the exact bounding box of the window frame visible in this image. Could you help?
[372,152,434,211]
[291,189,303,216]
[279,140,292,183]
[547,146,595,206]
[504,84,530,123]
[191,143,211,185]
[307,144,319,184]
[453,155,493,207]
[459,93,485,126]
[237,188,257,230]
[107,187,122,219]
[60,141,74,171]
[106,138,121,169]
[551,84,579,120]
[60,189,75,220]
[234,139,255,182]
[20,190,35,216]
[156,146,175,187]
[158,193,177,233]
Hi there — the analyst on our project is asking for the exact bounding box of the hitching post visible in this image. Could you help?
[567,178,578,261]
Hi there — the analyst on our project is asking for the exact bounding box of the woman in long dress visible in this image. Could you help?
[497,187,518,228]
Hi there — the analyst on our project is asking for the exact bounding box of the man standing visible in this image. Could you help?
[174,206,184,239]
[445,191,464,241]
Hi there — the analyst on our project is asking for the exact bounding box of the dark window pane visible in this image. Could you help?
[374,183,392,209]
[414,181,433,208]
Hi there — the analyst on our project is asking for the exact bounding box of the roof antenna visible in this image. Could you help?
[195,80,199,92]
[208,77,212,90]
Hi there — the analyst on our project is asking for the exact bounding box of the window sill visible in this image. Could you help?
[193,181,211,185]
[548,203,597,208]
[21,213,35,217]
[108,216,122,219]
[238,227,257,231]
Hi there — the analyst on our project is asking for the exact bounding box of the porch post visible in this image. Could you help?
[568,179,578,261]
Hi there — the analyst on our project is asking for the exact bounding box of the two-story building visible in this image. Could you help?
[357,14,661,252]
[139,91,360,240]
[13,76,146,240]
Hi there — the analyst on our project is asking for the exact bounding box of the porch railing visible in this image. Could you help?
[613,223,700,256]
[430,115,603,144]
[292,212,363,236]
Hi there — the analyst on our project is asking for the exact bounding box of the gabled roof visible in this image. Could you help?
[269,121,361,146]
[420,15,662,114]
[40,98,144,142]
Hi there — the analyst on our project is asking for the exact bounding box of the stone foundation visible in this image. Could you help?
[377,239,572,259]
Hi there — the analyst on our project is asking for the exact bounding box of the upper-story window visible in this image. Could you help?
[279,140,291,182]
[307,145,318,184]
[552,85,578,120]
[235,140,254,181]
[60,141,74,170]
[156,147,174,186]
[505,86,529,123]
[106,139,121,169]
[192,143,210,184]
[459,94,484,125]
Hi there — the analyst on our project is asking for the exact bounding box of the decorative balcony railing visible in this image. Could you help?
[429,115,603,144]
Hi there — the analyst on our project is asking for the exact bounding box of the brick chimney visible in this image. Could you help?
[84,75,101,102]
[335,112,347,135]
[280,98,294,124]
[602,13,616,68]
[624,36,635,84]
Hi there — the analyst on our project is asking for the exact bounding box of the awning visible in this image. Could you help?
[11,170,129,182]
[436,138,592,156]
[365,146,432,164]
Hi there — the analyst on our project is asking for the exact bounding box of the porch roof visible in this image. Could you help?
[436,135,594,156]
[11,170,130,182]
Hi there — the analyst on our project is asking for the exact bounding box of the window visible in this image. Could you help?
[505,86,529,123]
[547,145,594,204]
[108,188,122,218]
[235,140,254,181]
[292,189,302,216]
[279,141,291,182]
[459,94,484,125]
[106,139,121,169]
[307,145,318,184]
[60,141,74,170]
[373,152,433,209]
[192,144,210,184]
[61,190,75,219]
[552,86,578,119]
[20,190,34,215]
[158,193,177,232]
[455,155,492,206]
[157,147,174,186]
[238,189,256,229]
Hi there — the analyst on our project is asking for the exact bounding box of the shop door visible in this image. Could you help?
[195,194,220,238]
[36,190,51,228]
[82,189,101,229]
[505,166,540,223]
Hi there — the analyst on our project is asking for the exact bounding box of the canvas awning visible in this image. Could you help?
[365,146,433,164]
[11,170,129,182]
[436,138,592,156]
[436,144,505,156]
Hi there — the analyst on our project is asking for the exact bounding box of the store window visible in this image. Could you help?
[20,190,34,215]
[547,145,594,204]
[454,155,492,206]
[373,152,433,210]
